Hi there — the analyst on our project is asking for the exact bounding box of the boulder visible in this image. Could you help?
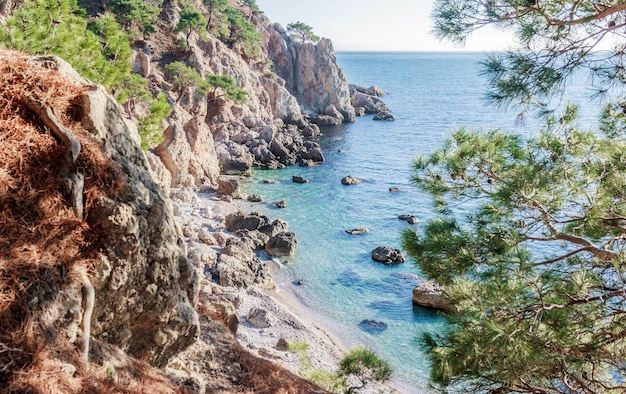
[298,140,324,163]
[399,214,419,225]
[247,194,263,202]
[247,307,275,328]
[341,175,362,185]
[259,219,289,238]
[351,92,391,114]
[412,281,454,312]
[215,140,255,175]
[354,107,366,116]
[216,238,271,288]
[225,211,271,232]
[292,175,308,184]
[217,175,246,198]
[275,338,289,351]
[373,111,395,121]
[349,84,385,97]
[389,187,401,193]
[371,246,405,265]
[266,232,298,256]
[275,200,288,209]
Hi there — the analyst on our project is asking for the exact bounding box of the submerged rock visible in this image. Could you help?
[358,319,388,334]
[345,227,369,235]
[373,111,395,121]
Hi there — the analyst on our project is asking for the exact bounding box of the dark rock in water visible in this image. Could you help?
[263,179,278,184]
[299,159,315,167]
[225,211,270,232]
[336,269,362,286]
[373,111,395,121]
[247,194,263,202]
[292,175,308,184]
[266,231,298,256]
[371,246,405,265]
[341,175,362,185]
[275,200,288,209]
[345,227,369,235]
[399,214,419,224]
[389,187,400,192]
[259,218,288,238]
[292,279,304,286]
[358,319,388,334]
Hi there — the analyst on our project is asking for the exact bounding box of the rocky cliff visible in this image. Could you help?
[142,1,354,186]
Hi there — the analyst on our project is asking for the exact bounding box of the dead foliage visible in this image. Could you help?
[0,50,178,393]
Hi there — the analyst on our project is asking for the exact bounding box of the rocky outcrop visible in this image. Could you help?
[1,52,199,378]
[267,23,355,125]
[266,232,298,256]
[412,281,455,312]
[351,92,391,114]
[371,246,405,265]
[341,175,362,185]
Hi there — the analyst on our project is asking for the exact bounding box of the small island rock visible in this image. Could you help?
[371,246,405,265]
[292,175,308,184]
[341,175,362,185]
[399,214,419,224]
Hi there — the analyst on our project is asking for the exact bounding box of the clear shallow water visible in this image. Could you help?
[241,52,604,391]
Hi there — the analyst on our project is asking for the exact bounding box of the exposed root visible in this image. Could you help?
[80,270,94,363]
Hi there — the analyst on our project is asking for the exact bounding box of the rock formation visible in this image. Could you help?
[267,23,356,124]
[371,246,406,265]
[412,281,455,312]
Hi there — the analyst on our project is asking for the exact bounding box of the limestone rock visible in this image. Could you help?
[412,281,454,312]
[371,246,405,265]
[266,232,298,256]
[341,175,362,185]
[259,219,289,238]
[351,92,391,114]
[399,214,419,225]
[373,111,395,121]
[267,24,355,123]
[349,84,385,97]
[217,175,246,198]
[34,55,201,368]
[247,307,275,328]
[216,238,271,288]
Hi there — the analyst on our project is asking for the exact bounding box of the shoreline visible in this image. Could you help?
[172,187,405,393]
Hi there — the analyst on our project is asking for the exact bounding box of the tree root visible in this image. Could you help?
[80,271,94,363]
[25,97,84,219]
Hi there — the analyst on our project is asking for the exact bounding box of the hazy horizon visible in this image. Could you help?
[255,0,517,52]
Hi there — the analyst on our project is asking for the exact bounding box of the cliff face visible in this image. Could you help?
[266,23,356,125]
[0,51,197,391]
[144,3,353,187]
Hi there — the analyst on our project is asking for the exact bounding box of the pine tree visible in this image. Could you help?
[404,1,626,392]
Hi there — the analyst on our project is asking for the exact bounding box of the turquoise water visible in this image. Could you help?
[241,52,603,391]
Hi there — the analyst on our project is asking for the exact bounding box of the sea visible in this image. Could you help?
[240,52,605,392]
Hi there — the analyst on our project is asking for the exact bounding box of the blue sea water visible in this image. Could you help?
[241,52,604,392]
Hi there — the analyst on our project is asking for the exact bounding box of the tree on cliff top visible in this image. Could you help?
[403,1,626,392]
[287,21,320,43]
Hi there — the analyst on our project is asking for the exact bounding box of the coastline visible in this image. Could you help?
[172,187,404,393]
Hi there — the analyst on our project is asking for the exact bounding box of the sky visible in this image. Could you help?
[254,0,516,52]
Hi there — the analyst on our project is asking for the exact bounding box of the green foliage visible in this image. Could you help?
[206,74,247,103]
[219,6,262,58]
[177,6,206,46]
[286,21,320,43]
[106,0,161,36]
[138,93,171,149]
[405,108,626,392]
[409,2,626,392]
[338,348,392,393]
[1,0,131,89]
[164,61,209,103]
